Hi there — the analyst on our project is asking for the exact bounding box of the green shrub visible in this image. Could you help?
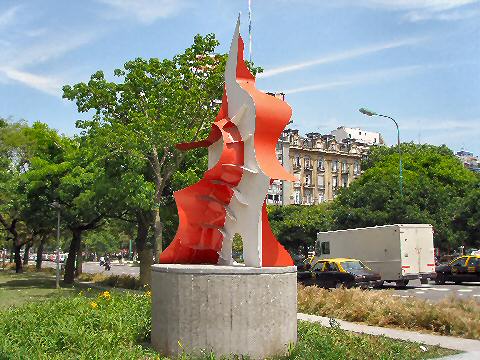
[77,273,141,290]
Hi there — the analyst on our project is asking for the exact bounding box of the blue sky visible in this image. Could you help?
[0,0,479,153]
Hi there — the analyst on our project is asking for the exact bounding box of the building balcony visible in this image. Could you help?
[304,183,315,188]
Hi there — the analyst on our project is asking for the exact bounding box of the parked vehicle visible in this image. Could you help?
[435,255,480,284]
[316,224,436,287]
[294,254,315,283]
[300,258,381,289]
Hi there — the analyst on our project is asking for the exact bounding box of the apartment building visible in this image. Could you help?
[456,150,480,173]
[267,129,369,205]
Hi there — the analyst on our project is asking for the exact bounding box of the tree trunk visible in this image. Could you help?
[9,246,14,263]
[23,242,32,266]
[75,242,83,276]
[153,208,163,263]
[137,212,152,286]
[36,236,45,271]
[14,243,22,273]
[64,229,82,284]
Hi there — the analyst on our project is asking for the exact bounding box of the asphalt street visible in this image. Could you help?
[42,261,480,302]
[383,279,480,302]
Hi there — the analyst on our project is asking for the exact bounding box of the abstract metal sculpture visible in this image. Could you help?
[160,18,295,267]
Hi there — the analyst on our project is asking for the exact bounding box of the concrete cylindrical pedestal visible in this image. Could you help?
[151,264,297,359]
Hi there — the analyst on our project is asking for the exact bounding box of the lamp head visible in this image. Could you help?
[50,201,61,209]
[359,107,377,116]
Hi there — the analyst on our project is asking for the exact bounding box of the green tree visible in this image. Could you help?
[268,204,333,256]
[0,119,40,272]
[333,143,479,249]
[452,186,480,248]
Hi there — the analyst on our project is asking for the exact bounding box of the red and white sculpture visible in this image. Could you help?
[160,18,295,268]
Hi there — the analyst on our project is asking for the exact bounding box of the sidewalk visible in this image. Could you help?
[298,313,480,357]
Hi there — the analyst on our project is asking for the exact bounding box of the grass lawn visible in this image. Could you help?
[0,271,458,359]
[0,270,77,309]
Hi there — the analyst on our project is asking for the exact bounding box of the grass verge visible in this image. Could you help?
[298,285,480,339]
[77,272,142,290]
[0,289,455,360]
[0,271,75,309]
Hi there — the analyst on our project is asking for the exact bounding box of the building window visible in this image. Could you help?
[341,161,347,172]
[295,155,301,167]
[332,176,338,189]
[305,173,312,186]
[305,156,311,168]
[304,189,312,205]
[276,142,282,150]
[317,175,325,188]
[318,192,325,203]
[353,161,360,175]
[342,174,348,187]
[318,157,324,170]
[332,160,338,172]
[294,189,301,204]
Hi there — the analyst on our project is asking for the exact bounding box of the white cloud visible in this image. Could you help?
[353,0,478,12]
[7,32,98,68]
[0,67,62,96]
[97,0,191,24]
[0,24,99,97]
[283,65,424,94]
[349,0,480,22]
[405,7,480,21]
[259,37,426,78]
[0,5,21,28]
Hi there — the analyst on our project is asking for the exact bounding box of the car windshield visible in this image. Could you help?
[341,261,366,271]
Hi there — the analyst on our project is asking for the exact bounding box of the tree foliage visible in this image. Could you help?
[268,204,333,255]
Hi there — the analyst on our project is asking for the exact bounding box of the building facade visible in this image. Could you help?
[331,126,384,146]
[456,151,480,173]
[267,129,369,205]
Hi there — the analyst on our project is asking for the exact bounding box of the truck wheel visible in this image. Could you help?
[395,280,409,288]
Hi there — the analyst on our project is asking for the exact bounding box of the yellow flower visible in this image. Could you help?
[90,301,98,309]
[100,291,111,300]
[145,290,152,297]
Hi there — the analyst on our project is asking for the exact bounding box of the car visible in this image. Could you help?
[299,258,382,289]
[294,254,315,283]
[435,255,480,284]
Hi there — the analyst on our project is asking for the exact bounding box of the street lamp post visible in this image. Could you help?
[359,107,403,195]
[50,201,61,289]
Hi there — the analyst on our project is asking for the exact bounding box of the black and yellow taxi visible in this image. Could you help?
[300,258,381,289]
[435,255,480,284]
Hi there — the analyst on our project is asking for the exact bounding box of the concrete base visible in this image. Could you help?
[151,264,297,359]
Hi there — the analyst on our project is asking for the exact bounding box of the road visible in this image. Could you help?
[383,279,480,302]
[42,261,480,302]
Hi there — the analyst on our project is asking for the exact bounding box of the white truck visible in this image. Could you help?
[315,224,436,287]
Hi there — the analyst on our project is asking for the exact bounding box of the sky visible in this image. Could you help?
[0,0,479,153]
